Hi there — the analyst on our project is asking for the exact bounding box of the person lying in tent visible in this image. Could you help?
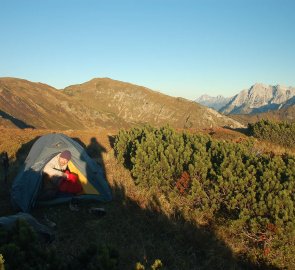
[39,150,83,200]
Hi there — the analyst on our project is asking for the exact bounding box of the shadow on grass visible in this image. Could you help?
[0,109,35,129]
[1,134,280,269]
[103,135,280,270]
[108,134,116,148]
[34,181,280,270]
[223,125,250,136]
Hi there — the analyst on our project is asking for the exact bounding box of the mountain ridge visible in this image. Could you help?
[195,94,233,111]
[0,77,243,130]
[63,77,243,128]
[196,83,295,117]
[220,83,295,114]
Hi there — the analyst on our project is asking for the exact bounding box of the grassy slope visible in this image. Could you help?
[229,104,295,126]
[63,78,243,129]
[0,127,292,269]
[1,77,243,130]
[0,78,87,130]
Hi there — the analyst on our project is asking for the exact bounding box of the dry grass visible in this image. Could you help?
[0,127,290,269]
[1,77,242,131]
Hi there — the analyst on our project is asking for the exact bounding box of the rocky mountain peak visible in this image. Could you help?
[220,83,295,114]
[195,94,232,111]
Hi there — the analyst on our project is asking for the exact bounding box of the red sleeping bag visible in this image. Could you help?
[59,171,83,194]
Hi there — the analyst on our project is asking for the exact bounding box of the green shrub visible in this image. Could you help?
[114,126,295,239]
[0,219,62,270]
[0,254,4,270]
[67,243,119,270]
[248,119,295,148]
[134,259,163,270]
[0,220,119,270]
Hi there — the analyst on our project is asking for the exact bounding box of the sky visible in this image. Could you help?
[0,0,294,100]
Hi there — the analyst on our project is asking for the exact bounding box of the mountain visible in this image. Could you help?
[0,77,243,130]
[281,96,295,109]
[195,94,232,111]
[229,103,295,125]
[63,78,243,129]
[0,78,87,129]
[220,83,295,115]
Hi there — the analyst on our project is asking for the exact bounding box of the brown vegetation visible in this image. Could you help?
[1,126,294,269]
[229,104,295,126]
[0,77,242,130]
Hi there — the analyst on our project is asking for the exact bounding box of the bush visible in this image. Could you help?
[0,220,119,270]
[114,126,295,239]
[0,254,4,270]
[134,259,163,270]
[67,243,119,270]
[0,219,62,270]
[248,119,295,148]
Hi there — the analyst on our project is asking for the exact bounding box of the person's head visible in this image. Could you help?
[59,150,72,166]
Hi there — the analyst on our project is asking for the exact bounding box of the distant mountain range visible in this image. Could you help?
[0,77,242,130]
[195,95,232,111]
[196,83,295,118]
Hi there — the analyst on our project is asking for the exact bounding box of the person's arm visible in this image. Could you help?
[43,156,67,178]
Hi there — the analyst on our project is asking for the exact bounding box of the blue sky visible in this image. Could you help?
[1,0,294,99]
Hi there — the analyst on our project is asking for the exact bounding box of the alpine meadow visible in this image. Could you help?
[1,1,295,269]
[1,76,295,269]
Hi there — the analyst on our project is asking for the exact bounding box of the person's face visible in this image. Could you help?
[59,157,69,167]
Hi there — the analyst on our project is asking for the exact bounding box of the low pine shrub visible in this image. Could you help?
[114,126,295,243]
[0,219,62,270]
[248,119,295,148]
[0,220,119,270]
[0,254,4,270]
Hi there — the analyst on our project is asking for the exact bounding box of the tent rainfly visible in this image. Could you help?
[11,133,112,212]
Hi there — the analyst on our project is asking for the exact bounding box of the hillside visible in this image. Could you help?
[63,78,243,129]
[0,77,243,130]
[0,127,242,269]
[0,78,87,129]
[229,104,295,125]
[2,126,295,269]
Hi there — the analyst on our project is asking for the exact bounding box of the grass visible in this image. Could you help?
[0,127,293,269]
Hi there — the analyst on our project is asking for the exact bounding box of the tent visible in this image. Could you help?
[11,133,112,212]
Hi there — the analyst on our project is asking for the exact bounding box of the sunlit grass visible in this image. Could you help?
[0,127,294,269]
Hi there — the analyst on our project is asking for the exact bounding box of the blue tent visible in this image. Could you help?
[11,133,112,212]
